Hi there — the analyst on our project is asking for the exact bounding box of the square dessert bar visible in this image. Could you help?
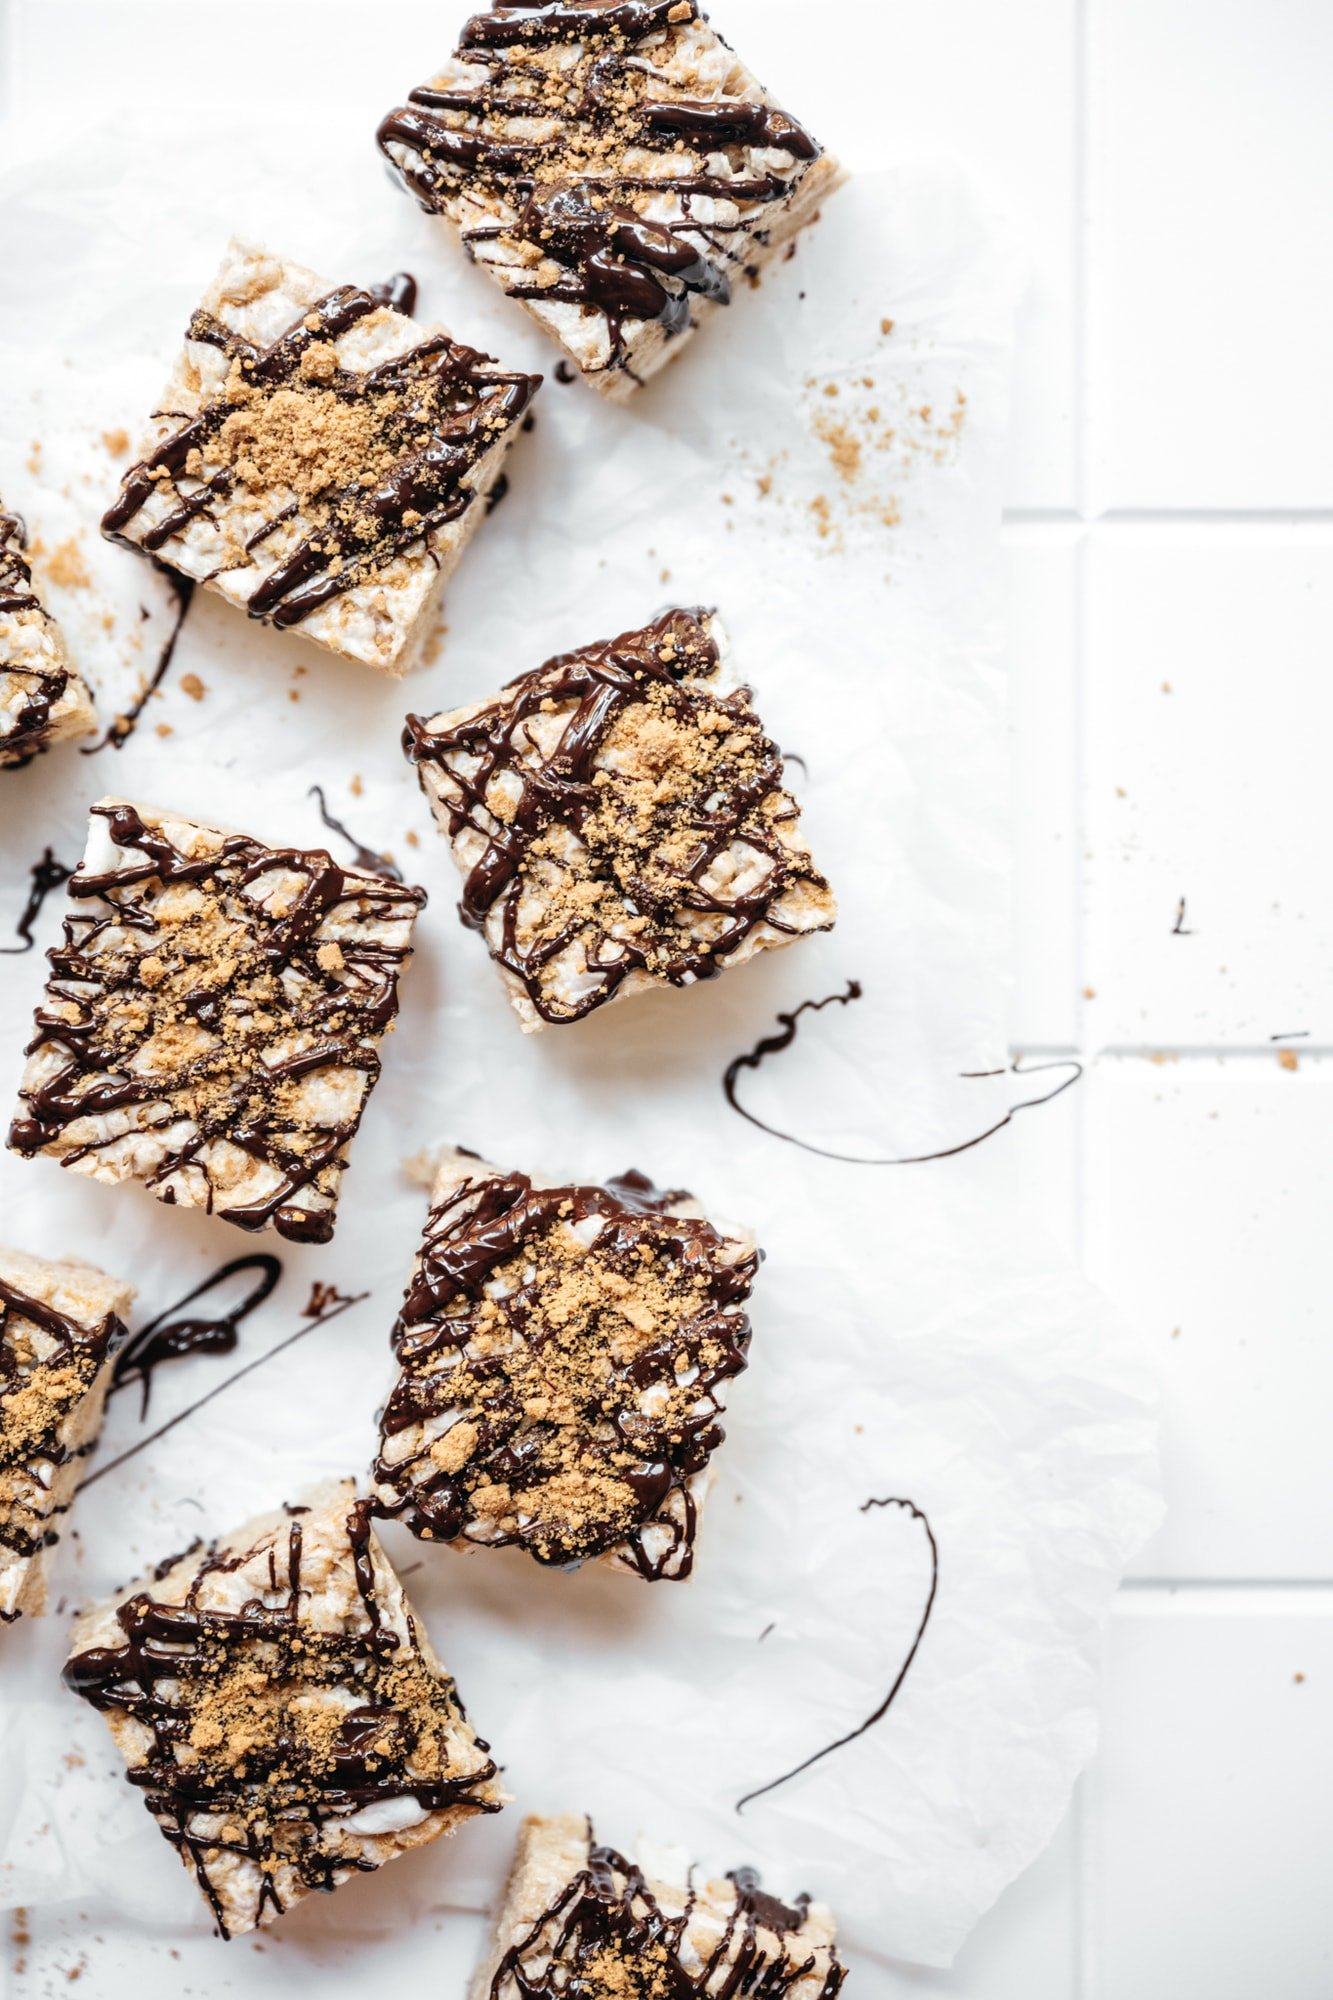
[8,798,426,1243]
[373,1146,759,1581]
[472,1814,846,2000]
[378,0,843,398]
[1,1246,135,1623]
[1,504,97,766]
[404,607,836,1031]
[64,1480,505,1939]
[101,239,540,674]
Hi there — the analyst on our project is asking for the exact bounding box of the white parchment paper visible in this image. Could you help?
[0,101,1161,1993]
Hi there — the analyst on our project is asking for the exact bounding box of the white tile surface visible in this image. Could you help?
[1094,1596,1333,2000]
[1083,1056,1333,1580]
[1087,0,1333,510]
[1082,533,1333,1047]
[1006,533,1083,1048]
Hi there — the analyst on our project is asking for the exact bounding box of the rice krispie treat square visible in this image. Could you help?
[8,798,426,1243]
[101,239,540,674]
[63,1480,506,1939]
[378,0,843,399]
[471,1814,845,1999]
[403,607,836,1031]
[373,1146,759,1581]
[1,1246,135,1624]
[1,504,97,767]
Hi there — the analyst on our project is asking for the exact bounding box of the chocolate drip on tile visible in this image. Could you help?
[102,285,538,628]
[62,1500,501,1936]
[489,1820,846,1998]
[0,848,72,955]
[0,1278,128,1583]
[372,1164,757,1578]
[112,1253,282,1416]
[1,510,72,769]
[377,0,821,378]
[404,607,832,1026]
[7,802,426,1245]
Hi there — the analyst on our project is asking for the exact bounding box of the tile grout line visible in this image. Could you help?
[1004,506,1333,525]
[1070,4,1097,1996]
[1012,1043,1332,1061]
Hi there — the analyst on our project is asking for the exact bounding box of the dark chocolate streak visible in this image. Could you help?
[81,566,194,756]
[102,285,538,627]
[404,607,828,1025]
[377,0,819,377]
[490,1818,845,1998]
[0,1276,128,1592]
[112,1253,282,1417]
[0,848,71,955]
[736,1498,938,1814]
[83,1284,367,1493]
[723,982,1085,1163]
[62,1499,500,1937]
[0,509,72,769]
[368,270,419,316]
[7,802,426,1244]
[308,783,405,882]
[372,1166,757,1578]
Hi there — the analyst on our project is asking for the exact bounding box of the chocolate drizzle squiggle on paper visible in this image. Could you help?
[723,982,1083,1161]
[112,1254,283,1416]
[84,1284,367,1490]
[735,1497,938,1814]
[82,568,195,755]
[0,848,71,955]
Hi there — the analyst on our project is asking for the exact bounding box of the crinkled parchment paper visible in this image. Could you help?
[0,92,1160,1996]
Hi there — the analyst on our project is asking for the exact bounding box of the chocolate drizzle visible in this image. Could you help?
[102,284,538,628]
[81,567,195,755]
[490,1819,845,1998]
[62,1497,501,1937]
[377,0,822,379]
[0,848,72,955]
[83,1283,367,1493]
[736,1498,938,1814]
[8,802,427,1244]
[373,1163,758,1578]
[1,510,77,769]
[368,271,419,316]
[405,608,833,1026]
[111,1254,282,1416]
[0,1276,128,1594]
[308,783,404,882]
[724,982,1084,1162]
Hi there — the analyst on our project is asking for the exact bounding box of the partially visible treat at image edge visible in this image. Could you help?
[63,1479,506,1939]
[377,0,844,399]
[0,504,97,768]
[8,797,427,1243]
[101,238,540,675]
[0,1245,135,1624]
[373,1145,759,1581]
[472,1812,846,1999]
[404,606,836,1033]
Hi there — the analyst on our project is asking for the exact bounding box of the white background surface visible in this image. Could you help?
[0,1,1330,1996]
